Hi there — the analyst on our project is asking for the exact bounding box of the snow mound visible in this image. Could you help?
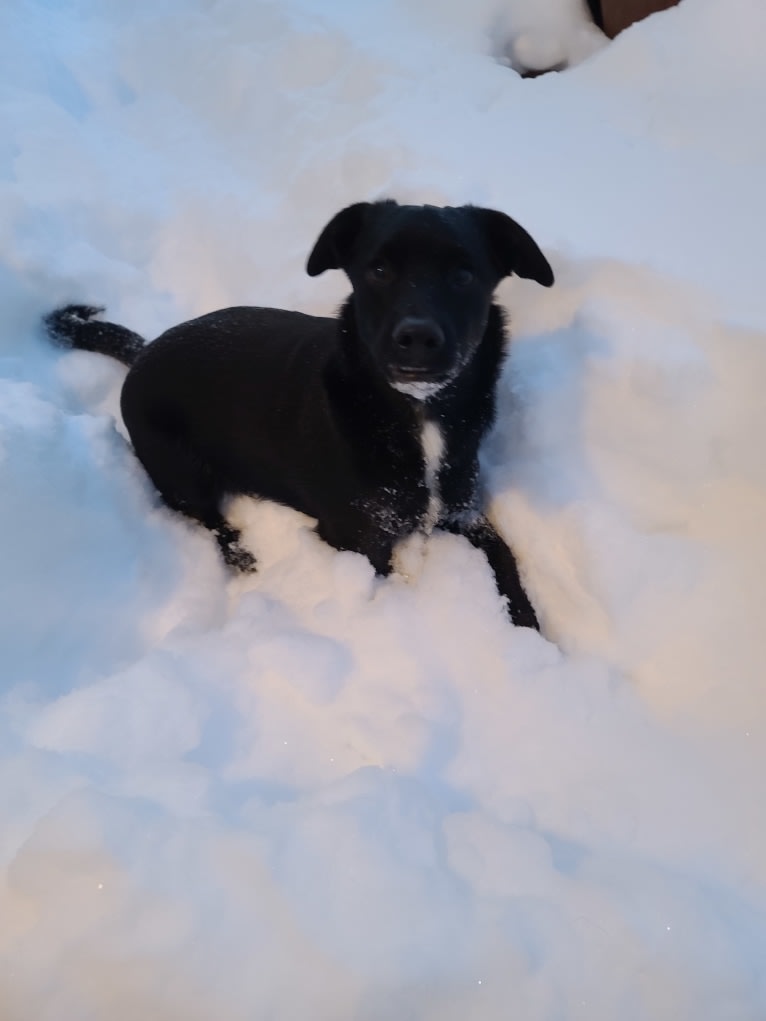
[1,0,765,1018]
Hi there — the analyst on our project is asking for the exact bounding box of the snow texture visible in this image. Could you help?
[1,0,766,1018]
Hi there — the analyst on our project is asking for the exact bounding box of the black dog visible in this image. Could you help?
[45,200,553,628]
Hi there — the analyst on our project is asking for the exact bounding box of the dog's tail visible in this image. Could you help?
[44,304,146,367]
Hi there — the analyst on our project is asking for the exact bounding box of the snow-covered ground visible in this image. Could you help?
[2,0,766,1017]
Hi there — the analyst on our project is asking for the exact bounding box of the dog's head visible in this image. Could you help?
[307,200,553,398]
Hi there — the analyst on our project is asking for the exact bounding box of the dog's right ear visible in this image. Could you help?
[470,207,554,288]
[306,203,375,276]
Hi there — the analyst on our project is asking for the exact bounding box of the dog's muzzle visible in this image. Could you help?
[388,317,449,383]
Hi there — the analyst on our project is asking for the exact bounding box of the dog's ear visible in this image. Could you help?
[306,203,375,276]
[471,207,554,287]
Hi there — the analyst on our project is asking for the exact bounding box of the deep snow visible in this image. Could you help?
[1,0,766,1018]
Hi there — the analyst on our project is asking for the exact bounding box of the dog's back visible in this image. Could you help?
[124,306,360,519]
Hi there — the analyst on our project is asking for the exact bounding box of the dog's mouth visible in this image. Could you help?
[389,364,442,381]
[388,365,452,400]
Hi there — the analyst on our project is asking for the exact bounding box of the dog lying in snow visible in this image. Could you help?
[45,200,553,628]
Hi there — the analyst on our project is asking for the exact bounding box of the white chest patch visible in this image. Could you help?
[421,419,444,532]
[390,419,445,579]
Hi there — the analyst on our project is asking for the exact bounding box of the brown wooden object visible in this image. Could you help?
[599,0,679,38]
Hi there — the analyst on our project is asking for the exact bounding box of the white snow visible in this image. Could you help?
[2,0,766,1018]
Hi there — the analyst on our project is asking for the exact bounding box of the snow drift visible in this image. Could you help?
[1,0,765,1018]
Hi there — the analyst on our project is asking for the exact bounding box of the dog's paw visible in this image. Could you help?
[214,524,257,573]
[505,594,540,631]
[224,543,257,573]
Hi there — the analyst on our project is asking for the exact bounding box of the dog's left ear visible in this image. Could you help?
[306,203,375,276]
[471,208,554,287]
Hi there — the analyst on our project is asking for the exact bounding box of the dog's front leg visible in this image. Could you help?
[315,515,396,578]
[448,516,539,630]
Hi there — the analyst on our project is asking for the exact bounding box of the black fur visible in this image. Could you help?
[44,200,553,629]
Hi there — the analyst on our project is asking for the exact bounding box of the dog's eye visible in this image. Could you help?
[450,267,475,288]
[367,263,394,285]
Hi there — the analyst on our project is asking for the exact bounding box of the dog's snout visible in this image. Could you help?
[392,318,445,356]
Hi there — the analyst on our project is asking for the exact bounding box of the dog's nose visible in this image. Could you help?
[392,318,445,362]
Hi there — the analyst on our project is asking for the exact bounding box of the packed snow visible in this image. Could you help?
[2,0,766,1017]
